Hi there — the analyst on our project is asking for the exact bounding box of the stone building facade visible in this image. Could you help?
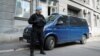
[0,0,100,37]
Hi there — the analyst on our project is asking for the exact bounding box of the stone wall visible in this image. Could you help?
[0,0,16,33]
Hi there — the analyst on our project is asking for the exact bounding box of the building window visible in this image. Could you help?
[83,0,86,3]
[97,15,99,19]
[40,0,46,2]
[68,5,81,17]
[94,14,97,27]
[68,9,79,17]
[48,0,58,15]
[92,0,96,8]
[48,6,57,15]
[15,0,30,18]
[83,0,90,4]
[87,12,91,26]
[48,0,58,6]
[97,0,100,5]
[96,0,100,10]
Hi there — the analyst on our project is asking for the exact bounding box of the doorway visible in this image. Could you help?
[68,5,81,17]
[48,6,57,16]
[48,6,51,15]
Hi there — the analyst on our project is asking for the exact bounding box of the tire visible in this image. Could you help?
[80,35,87,44]
[44,36,56,50]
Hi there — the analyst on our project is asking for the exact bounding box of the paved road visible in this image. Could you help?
[0,37,100,56]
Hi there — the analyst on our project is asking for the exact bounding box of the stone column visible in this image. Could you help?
[0,0,16,33]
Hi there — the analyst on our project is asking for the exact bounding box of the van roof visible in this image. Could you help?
[51,13,85,19]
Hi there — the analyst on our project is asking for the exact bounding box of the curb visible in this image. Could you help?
[0,48,28,53]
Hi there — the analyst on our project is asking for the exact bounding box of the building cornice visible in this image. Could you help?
[70,0,100,14]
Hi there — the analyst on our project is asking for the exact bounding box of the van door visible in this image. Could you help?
[68,17,82,41]
[54,16,70,43]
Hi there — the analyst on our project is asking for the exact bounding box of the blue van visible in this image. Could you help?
[22,14,89,50]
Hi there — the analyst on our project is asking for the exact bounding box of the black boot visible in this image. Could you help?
[30,49,34,56]
[30,53,34,56]
[40,51,46,55]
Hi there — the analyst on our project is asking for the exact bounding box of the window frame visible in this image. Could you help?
[15,0,30,21]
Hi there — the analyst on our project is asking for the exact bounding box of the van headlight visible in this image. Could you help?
[24,28,29,33]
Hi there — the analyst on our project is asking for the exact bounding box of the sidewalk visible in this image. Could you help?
[87,36,100,42]
[0,36,99,52]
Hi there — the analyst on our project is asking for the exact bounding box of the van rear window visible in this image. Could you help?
[70,17,88,27]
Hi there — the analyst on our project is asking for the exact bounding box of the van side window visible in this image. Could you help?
[70,17,81,26]
[57,16,69,25]
[81,19,88,26]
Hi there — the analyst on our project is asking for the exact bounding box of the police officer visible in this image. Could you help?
[28,6,46,56]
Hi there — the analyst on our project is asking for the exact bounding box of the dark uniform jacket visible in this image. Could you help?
[28,13,46,31]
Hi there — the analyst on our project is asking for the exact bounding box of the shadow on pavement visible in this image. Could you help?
[55,42,79,48]
[26,42,80,50]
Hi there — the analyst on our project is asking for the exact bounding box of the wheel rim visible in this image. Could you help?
[49,39,55,49]
[82,36,86,43]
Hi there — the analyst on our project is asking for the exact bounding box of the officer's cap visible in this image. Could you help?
[36,6,42,11]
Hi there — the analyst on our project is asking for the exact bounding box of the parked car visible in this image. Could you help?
[22,14,89,50]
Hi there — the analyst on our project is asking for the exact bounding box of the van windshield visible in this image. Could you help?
[47,15,57,22]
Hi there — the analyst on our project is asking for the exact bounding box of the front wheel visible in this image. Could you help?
[80,35,87,44]
[44,36,56,50]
